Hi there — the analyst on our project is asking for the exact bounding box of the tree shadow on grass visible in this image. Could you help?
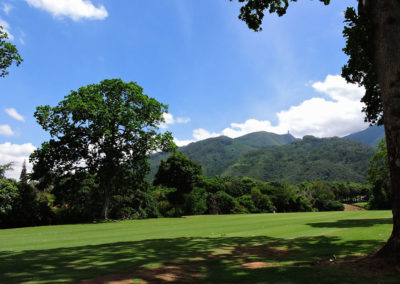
[1,234,397,283]
[307,218,392,228]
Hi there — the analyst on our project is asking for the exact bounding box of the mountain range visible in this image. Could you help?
[149,126,385,183]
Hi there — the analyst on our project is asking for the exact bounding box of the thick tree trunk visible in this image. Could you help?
[364,0,400,261]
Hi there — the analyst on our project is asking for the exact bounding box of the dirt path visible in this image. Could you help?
[343,204,366,211]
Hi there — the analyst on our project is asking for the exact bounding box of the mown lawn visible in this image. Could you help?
[0,211,398,283]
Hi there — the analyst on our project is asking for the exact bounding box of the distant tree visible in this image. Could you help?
[0,163,13,179]
[19,160,28,185]
[368,139,391,209]
[153,152,202,216]
[30,79,176,219]
[0,26,23,77]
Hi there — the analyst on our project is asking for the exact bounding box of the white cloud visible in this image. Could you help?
[5,108,25,122]
[2,3,13,15]
[174,138,195,147]
[0,142,36,180]
[192,128,220,141]
[0,18,14,40]
[176,117,191,124]
[0,125,14,136]
[174,75,368,146]
[25,0,108,21]
[159,113,191,129]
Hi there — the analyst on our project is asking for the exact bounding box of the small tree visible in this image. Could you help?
[0,26,23,77]
[368,139,391,209]
[30,79,176,219]
[153,152,202,216]
[19,160,28,185]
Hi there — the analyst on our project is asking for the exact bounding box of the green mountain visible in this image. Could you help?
[344,125,385,147]
[149,131,297,178]
[222,136,375,183]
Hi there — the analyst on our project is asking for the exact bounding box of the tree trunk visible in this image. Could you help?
[101,184,111,220]
[364,0,400,261]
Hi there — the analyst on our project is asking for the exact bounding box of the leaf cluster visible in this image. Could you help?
[0,26,22,77]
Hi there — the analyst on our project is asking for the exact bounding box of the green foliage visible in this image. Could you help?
[229,0,330,32]
[250,187,275,213]
[207,191,242,214]
[30,79,176,219]
[0,181,53,228]
[149,131,296,178]
[112,189,159,220]
[0,26,23,77]
[19,160,28,185]
[342,7,382,125]
[237,194,257,213]
[51,172,101,222]
[154,152,202,216]
[0,178,18,215]
[184,187,209,215]
[224,136,375,183]
[368,139,391,209]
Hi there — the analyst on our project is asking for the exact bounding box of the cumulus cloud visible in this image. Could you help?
[5,108,25,122]
[0,18,13,40]
[0,125,14,136]
[25,0,108,21]
[0,142,36,180]
[2,3,13,15]
[159,113,191,129]
[175,75,368,146]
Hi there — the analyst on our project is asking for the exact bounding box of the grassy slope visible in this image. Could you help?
[0,211,397,283]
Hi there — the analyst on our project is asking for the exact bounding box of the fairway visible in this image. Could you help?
[0,211,398,283]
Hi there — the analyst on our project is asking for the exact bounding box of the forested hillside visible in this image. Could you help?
[150,133,376,183]
[223,136,375,183]
[149,131,296,178]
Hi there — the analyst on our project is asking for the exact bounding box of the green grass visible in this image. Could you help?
[0,211,398,283]
[354,202,368,208]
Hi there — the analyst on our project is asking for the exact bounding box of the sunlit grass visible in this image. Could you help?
[0,211,397,283]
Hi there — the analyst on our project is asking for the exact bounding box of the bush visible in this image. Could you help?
[184,187,208,215]
[207,191,237,214]
[251,187,275,213]
[237,195,257,213]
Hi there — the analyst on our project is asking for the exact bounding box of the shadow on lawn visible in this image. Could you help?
[0,230,395,284]
[307,218,392,228]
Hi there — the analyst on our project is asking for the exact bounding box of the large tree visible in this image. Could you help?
[230,0,400,260]
[0,26,22,77]
[30,79,176,219]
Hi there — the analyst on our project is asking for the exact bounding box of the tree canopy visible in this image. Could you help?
[0,26,22,77]
[30,79,176,219]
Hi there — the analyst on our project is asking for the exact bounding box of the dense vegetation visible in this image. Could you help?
[1,130,385,228]
[150,133,376,183]
[150,131,296,178]
[225,136,375,183]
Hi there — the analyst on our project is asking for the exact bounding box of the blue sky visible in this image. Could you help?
[0,0,366,178]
